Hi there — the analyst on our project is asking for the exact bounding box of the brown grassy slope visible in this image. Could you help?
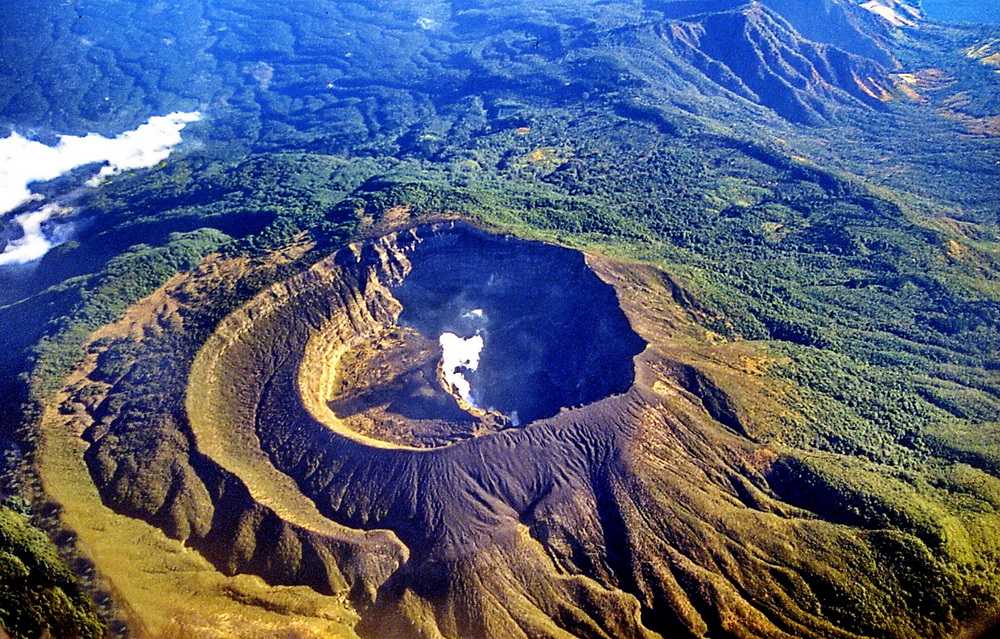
[38,251,386,638]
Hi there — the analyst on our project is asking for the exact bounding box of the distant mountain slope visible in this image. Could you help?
[648,0,897,123]
[653,0,895,62]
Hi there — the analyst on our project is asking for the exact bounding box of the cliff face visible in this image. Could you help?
[66,222,987,637]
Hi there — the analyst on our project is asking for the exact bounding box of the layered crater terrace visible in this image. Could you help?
[191,222,644,453]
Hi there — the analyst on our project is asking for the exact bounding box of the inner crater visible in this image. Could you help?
[319,224,646,448]
[393,231,648,422]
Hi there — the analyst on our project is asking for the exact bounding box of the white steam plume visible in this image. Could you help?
[440,332,484,407]
[0,111,201,265]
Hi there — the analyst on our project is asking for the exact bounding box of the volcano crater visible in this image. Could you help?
[301,223,646,449]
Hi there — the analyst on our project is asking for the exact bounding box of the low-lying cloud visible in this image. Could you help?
[0,111,200,266]
[0,204,76,266]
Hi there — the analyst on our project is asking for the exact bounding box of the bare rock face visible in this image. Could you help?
[77,222,977,638]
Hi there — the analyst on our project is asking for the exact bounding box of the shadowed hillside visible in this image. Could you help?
[662,4,895,123]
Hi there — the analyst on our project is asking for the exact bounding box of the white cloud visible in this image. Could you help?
[0,111,200,265]
[0,111,200,215]
[0,204,72,266]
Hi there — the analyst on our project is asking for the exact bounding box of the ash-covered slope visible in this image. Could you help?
[63,222,990,638]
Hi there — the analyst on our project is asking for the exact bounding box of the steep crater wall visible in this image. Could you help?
[391,229,645,427]
[217,222,646,454]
